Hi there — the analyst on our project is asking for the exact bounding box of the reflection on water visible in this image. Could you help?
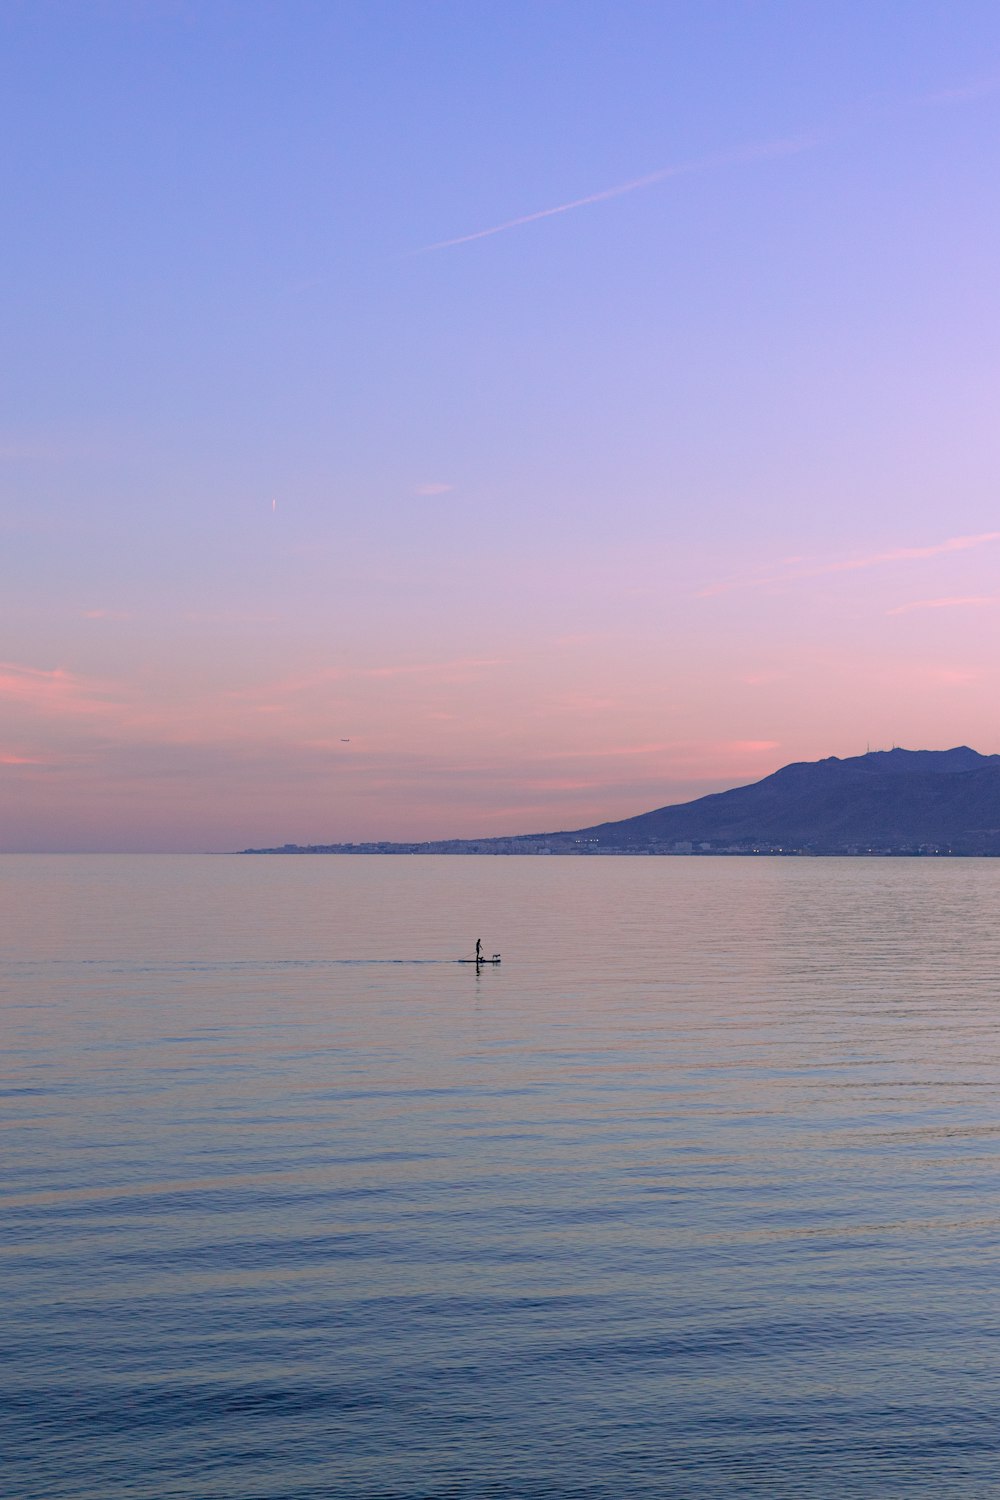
[3,854,1000,1498]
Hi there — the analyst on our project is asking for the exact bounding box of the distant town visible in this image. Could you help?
[247,838,962,856]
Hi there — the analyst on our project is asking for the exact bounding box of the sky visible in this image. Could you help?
[3,0,1000,851]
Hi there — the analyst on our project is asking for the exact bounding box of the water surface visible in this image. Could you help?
[3,854,1000,1497]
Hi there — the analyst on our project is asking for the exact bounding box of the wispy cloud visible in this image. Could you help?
[540,737,779,764]
[0,662,121,719]
[887,595,1000,616]
[918,665,980,685]
[412,69,1000,256]
[414,482,454,497]
[848,533,1000,568]
[542,740,676,762]
[920,75,1000,106]
[227,656,508,702]
[414,135,820,253]
[700,531,1000,598]
[343,655,507,683]
[729,739,781,753]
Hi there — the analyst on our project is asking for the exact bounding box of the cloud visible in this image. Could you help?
[539,737,780,766]
[921,666,980,685]
[414,482,454,496]
[728,740,781,753]
[414,134,820,253]
[848,533,1000,569]
[225,655,508,705]
[543,741,677,761]
[0,662,121,720]
[344,655,507,683]
[887,596,999,616]
[920,76,1000,105]
[411,70,1000,257]
[700,531,1000,598]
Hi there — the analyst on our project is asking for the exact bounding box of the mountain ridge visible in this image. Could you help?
[557,746,1000,854]
[244,747,1000,856]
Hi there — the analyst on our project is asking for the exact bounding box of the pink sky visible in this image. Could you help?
[3,6,1000,849]
[4,520,1000,849]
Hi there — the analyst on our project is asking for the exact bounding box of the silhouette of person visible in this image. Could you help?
[475,938,483,963]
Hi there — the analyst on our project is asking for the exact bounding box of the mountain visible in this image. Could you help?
[244,747,1000,856]
[538,746,1000,855]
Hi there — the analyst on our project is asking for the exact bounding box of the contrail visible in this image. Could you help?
[411,71,1000,256]
[413,134,821,253]
[699,531,1000,599]
[887,595,999,616]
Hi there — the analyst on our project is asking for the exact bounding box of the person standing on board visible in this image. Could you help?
[475,938,483,963]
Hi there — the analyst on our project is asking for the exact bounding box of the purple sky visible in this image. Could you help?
[3,2,1000,850]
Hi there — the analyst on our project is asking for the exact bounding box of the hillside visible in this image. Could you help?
[245,747,1000,856]
[544,746,1000,854]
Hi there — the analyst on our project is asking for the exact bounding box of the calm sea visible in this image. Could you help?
[3,854,1000,1498]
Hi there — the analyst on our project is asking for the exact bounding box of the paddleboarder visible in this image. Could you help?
[475,938,483,963]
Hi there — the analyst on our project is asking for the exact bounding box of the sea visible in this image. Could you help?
[3,853,1000,1499]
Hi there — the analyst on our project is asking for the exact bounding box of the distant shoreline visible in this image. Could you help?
[241,845,990,858]
[242,747,1000,858]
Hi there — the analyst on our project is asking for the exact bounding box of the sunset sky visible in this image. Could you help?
[4,1,1000,851]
